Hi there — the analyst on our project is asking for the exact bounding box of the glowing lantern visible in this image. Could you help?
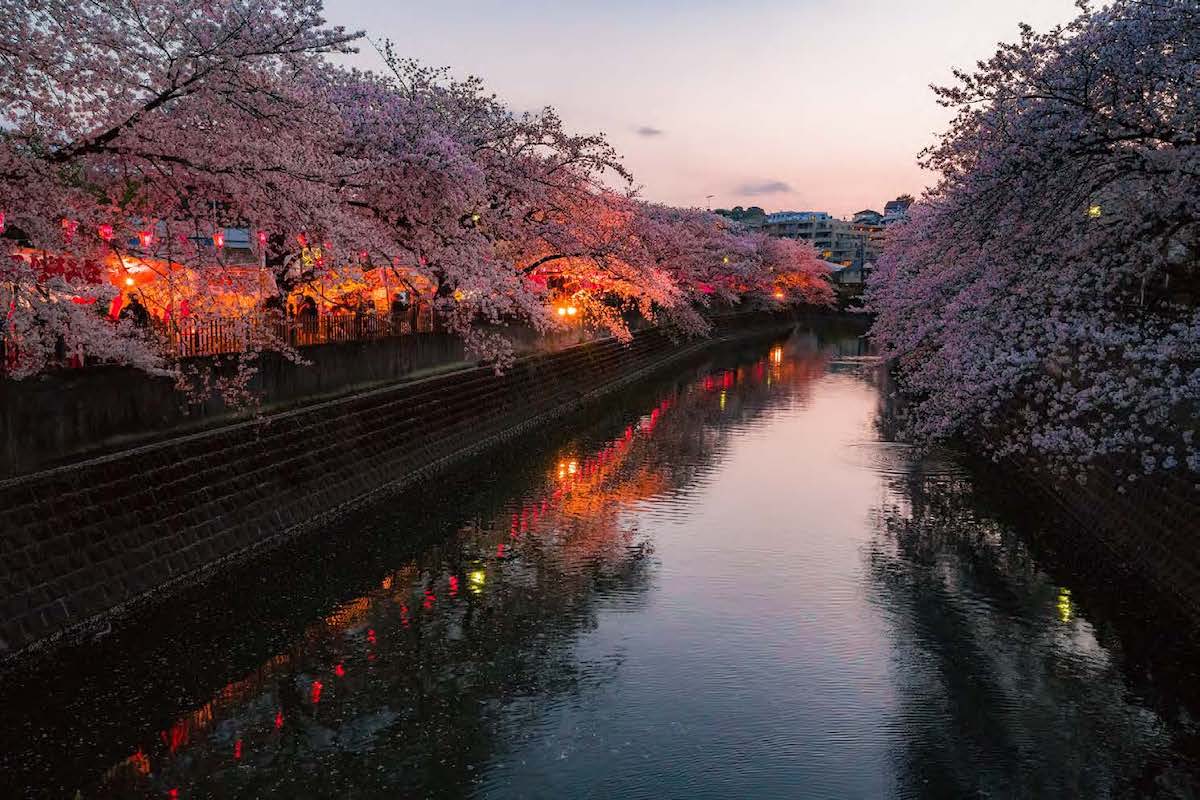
[471,213,481,223]
[124,276,135,287]
[453,289,464,301]
[310,680,323,704]
[296,232,308,248]
[334,663,345,677]
[212,230,225,249]
[566,306,577,316]
[359,250,369,264]
[557,307,567,316]
[138,230,154,248]
[61,218,78,241]
[97,223,114,242]
[0,211,5,234]
[722,256,730,264]
[257,230,268,247]
[773,290,785,300]
[1087,204,1102,219]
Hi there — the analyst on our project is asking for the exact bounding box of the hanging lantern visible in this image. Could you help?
[61,219,78,241]
[359,250,369,264]
[213,230,225,249]
[138,230,154,249]
[0,211,5,235]
[257,230,268,247]
[296,232,308,248]
[97,223,114,242]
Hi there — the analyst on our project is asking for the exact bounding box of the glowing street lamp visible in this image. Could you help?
[1087,204,1102,219]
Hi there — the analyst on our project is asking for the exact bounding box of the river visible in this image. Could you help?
[3,323,1199,798]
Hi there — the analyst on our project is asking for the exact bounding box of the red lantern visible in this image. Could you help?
[296,232,308,248]
[61,219,78,241]
[358,250,369,264]
[0,211,5,235]
[212,230,225,249]
[257,230,268,247]
[138,230,154,248]
[97,224,114,242]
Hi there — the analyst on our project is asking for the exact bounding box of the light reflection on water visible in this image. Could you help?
[2,325,1199,798]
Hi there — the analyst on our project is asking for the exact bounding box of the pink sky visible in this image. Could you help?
[328,0,1079,217]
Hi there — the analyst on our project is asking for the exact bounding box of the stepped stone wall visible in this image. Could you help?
[999,457,1200,619]
[0,314,797,660]
[0,333,467,477]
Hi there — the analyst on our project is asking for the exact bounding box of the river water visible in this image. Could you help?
[3,324,1200,798]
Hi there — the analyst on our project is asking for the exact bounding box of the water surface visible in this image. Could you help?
[3,325,1198,798]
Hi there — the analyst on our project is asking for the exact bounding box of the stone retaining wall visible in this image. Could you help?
[0,314,799,660]
[998,457,1200,619]
[0,333,467,477]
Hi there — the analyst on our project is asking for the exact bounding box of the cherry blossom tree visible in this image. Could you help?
[1,5,829,384]
[868,0,1200,477]
[0,0,361,375]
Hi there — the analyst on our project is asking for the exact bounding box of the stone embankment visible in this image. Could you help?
[0,313,802,660]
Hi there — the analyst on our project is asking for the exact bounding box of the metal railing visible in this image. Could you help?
[166,310,432,359]
[0,307,438,374]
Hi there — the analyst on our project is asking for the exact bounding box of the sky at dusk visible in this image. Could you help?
[327,0,1079,218]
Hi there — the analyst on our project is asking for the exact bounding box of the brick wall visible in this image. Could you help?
[0,314,797,660]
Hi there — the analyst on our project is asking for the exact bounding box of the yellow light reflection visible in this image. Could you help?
[1056,587,1073,623]
[771,346,783,365]
[719,390,726,411]
[469,570,486,593]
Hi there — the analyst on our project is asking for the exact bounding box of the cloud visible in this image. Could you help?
[736,180,794,196]
[634,125,665,137]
